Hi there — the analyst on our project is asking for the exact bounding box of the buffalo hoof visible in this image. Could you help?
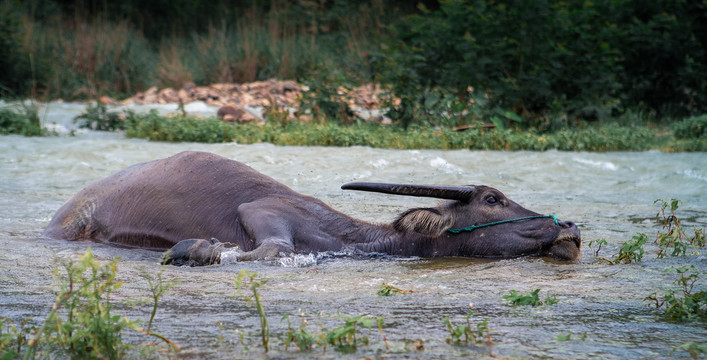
[162,238,224,266]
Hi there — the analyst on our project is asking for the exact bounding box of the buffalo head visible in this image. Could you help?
[342,182,581,260]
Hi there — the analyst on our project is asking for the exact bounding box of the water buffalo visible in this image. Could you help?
[43,151,581,265]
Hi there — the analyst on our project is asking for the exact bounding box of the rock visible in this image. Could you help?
[99,96,117,104]
[182,82,196,92]
[217,105,243,120]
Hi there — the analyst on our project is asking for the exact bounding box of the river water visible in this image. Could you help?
[1,102,706,359]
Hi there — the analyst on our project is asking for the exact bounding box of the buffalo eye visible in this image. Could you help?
[485,195,498,204]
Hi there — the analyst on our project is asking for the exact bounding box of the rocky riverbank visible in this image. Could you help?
[96,80,391,124]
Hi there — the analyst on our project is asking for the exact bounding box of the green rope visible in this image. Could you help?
[448,215,559,234]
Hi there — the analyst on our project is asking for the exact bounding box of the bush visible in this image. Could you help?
[378,0,707,126]
[0,108,42,136]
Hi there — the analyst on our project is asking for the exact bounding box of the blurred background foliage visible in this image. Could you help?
[1,0,705,129]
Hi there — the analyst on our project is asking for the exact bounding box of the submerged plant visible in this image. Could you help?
[502,289,559,307]
[645,265,706,322]
[654,199,706,258]
[281,311,322,352]
[592,234,648,265]
[442,310,493,355]
[74,103,124,131]
[21,248,176,359]
[673,342,707,360]
[377,282,413,296]
[234,269,270,352]
[323,314,384,353]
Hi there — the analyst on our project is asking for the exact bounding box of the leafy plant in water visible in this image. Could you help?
[613,233,648,264]
[587,238,608,257]
[234,269,270,352]
[645,265,706,322]
[140,266,179,333]
[673,342,707,360]
[654,199,706,258]
[0,318,34,359]
[323,314,384,353]
[503,289,559,307]
[281,310,322,352]
[593,234,648,265]
[74,103,125,131]
[377,282,413,296]
[22,248,176,359]
[442,310,494,355]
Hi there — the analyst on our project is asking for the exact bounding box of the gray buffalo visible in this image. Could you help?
[43,151,581,265]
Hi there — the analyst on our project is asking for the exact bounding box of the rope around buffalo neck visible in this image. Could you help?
[447,215,559,234]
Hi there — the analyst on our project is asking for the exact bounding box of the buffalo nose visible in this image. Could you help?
[559,220,576,229]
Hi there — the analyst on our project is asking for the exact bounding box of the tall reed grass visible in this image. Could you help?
[10,2,385,100]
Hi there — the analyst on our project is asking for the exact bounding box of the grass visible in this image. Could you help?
[502,289,559,307]
[233,270,270,352]
[13,249,176,359]
[588,198,705,264]
[645,266,706,322]
[115,110,684,151]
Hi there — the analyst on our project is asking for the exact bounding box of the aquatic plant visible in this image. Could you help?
[0,318,33,359]
[654,199,706,258]
[645,265,707,322]
[0,106,43,136]
[502,289,559,307]
[323,314,384,353]
[554,332,587,342]
[120,110,666,151]
[234,269,270,352]
[281,311,322,352]
[74,103,124,131]
[587,238,608,258]
[21,248,176,359]
[673,342,707,360]
[140,266,179,333]
[377,282,413,296]
[442,310,493,355]
[591,234,648,265]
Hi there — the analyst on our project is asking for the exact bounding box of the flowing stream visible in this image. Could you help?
[1,102,706,359]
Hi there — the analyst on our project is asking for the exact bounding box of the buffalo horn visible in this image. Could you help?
[341,182,475,201]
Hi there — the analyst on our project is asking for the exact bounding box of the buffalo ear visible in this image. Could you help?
[393,208,454,238]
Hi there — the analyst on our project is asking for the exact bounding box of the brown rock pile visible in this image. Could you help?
[98,79,393,123]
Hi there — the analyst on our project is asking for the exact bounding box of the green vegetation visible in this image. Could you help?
[442,310,493,355]
[0,105,43,136]
[377,282,413,296]
[673,342,707,360]
[589,198,706,263]
[502,289,559,307]
[116,110,674,151]
[4,249,176,359]
[323,315,385,353]
[233,270,270,352]
[1,0,705,135]
[645,266,706,322]
[655,199,706,258]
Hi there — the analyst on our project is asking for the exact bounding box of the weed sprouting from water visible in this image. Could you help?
[673,342,707,360]
[442,310,494,355]
[645,265,707,322]
[234,269,270,352]
[0,318,34,358]
[654,199,706,258]
[323,314,384,353]
[140,266,179,333]
[590,233,648,265]
[377,282,413,296]
[74,103,124,131]
[281,311,321,352]
[502,289,559,307]
[590,198,704,264]
[19,248,177,359]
